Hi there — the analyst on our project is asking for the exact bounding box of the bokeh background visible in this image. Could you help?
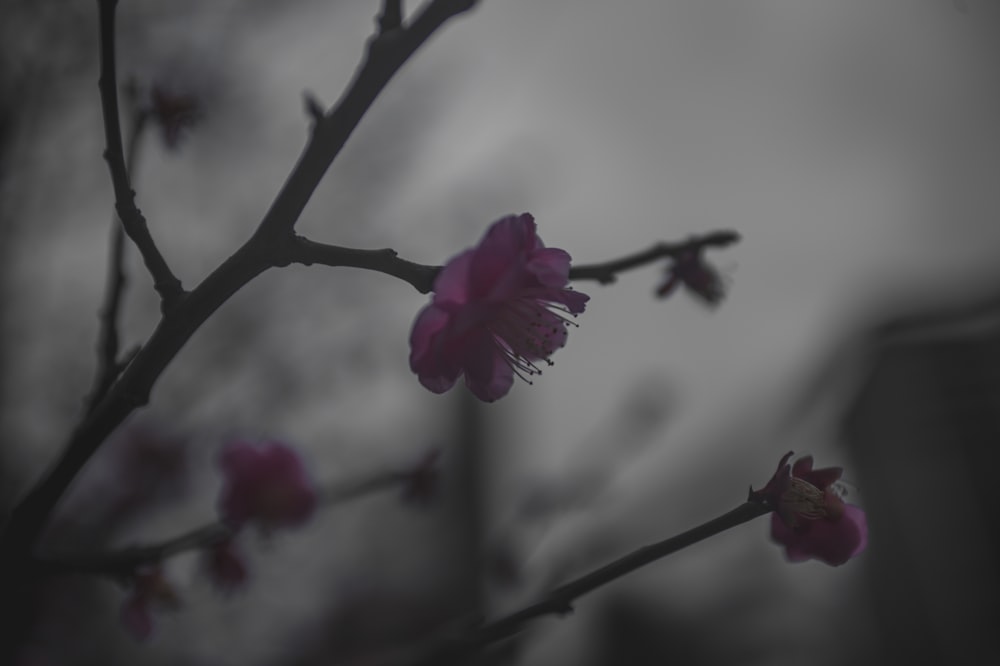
[2,1,1000,664]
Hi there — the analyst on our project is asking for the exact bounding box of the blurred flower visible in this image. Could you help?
[399,449,441,505]
[217,440,317,531]
[750,452,868,566]
[146,83,202,149]
[410,213,589,402]
[655,247,726,306]
[119,566,180,641]
[203,537,248,593]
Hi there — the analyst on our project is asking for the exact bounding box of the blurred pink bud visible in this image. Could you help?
[217,440,317,531]
[204,537,248,593]
[147,83,202,148]
[410,213,589,402]
[656,248,727,306]
[750,452,868,566]
[120,566,180,640]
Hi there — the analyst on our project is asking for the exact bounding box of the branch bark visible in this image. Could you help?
[409,501,770,666]
[97,0,185,311]
[569,230,741,285]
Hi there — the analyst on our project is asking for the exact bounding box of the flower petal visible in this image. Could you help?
[526,248,571,287]
[462,334,514,402]
[432,249,474,305]
[409,305,462,394]
[469,214,536,297]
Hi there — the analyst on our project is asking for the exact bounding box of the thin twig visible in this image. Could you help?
[33,461,432,577]
[286,235,440,293]
[2,0,477,563]
[569,230,741,285]
[86,108,149,414]
[408,501,771,666]
[378,0,404,33]
[288,229,740,294]
[96,0,185,311]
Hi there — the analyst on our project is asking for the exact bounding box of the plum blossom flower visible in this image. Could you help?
[203,537,249,593]
[750,452,868,566]
[410,213,589,402]
[119,566,180,640]
[656,247,727,306]
[217,440,317,531]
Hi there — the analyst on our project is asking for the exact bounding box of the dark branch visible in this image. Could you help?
[86,108,149,414]
[32,460,433,577]
[252,0,477,241]
[569,230,741,285]
[96,0,185,311]
[412,501,770,665]
[1,0,476,561]
[287,235,440,293]
[377,0,404,33]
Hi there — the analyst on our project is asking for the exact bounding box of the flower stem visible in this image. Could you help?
[417,500,770,665]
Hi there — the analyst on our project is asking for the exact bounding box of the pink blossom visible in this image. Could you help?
[656,248,726,306]
[119,566,180,641]
[203,537,249,593]
[409,213,589,402]
[217,440,317,531]
[750,452,868,566]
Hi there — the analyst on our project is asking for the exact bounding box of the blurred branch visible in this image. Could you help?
[96,0,185,311]
[32,455,437,577]
[569,230,741,285]
[408,501,770,666]
[86,106,149,415]
[1,0,476,565]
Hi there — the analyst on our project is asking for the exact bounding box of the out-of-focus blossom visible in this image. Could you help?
[655,247,727,306]
[146,83,202,149]
[750,451,868,566]
[399,449,441,505]
[125,73,205,150]
[409,213,589,402]
[203,537,249,593]
[217,440,317,531]
[119,566,180,641]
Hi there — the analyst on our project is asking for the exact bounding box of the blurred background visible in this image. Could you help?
[2,0,1000,664]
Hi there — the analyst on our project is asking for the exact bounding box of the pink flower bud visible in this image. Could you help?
[203,537,249,593]
[656,248,727,306]
[120,566,180,640]
[217,440,317,531]
[750,452,868,566]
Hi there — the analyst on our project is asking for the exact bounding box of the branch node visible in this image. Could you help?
[303,90,326,125]
[376,0,404,34]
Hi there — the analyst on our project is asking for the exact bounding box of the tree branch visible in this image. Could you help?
[410,501,770,665]
[287,235,440,293]
[569,230,741,285]
[287,229,740,295]
[97,0,185,311]
[252,0,478,242]
[86,108,149,414]
[32,458,435,577]
[1,0,477,564]
[377,0,404,33]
